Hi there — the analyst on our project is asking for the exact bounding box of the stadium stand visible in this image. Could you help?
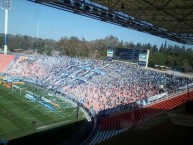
[1,54,193,112]
[89,129,125,145]
[0,54,193,144]
[0,54,15,72]
[99,90,193,131]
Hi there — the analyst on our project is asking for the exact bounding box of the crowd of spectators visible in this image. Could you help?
[5,54,193,113]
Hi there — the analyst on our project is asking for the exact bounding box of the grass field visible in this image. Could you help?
[0,84,85,141]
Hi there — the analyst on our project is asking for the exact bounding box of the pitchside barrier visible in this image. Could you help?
[41,96,60,108]
[25,93,36,101]
[12,84,60,110]
[38,101,56,111]
[3,82,12,88]
[2,81,12,88]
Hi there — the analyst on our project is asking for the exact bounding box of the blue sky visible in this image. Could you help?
[0,0,193,48]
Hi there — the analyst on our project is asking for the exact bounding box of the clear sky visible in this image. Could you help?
[0,0,193,49]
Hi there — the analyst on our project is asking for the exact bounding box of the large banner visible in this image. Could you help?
[147,92,168,103]
[25,94,36,101]
[179,83,193,90]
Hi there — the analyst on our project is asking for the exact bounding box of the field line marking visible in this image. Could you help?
[37,120,71,130]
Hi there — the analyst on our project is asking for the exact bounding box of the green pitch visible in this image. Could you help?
[0,84,85,141]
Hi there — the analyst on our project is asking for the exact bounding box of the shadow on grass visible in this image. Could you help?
[4,119,93,145]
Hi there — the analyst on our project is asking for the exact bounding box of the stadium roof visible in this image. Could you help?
[29,0,193,44]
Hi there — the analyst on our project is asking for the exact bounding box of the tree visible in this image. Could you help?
[159,43,164,52]
[1,33,193,72]
[152,45,158,53]
[165,55,174,67]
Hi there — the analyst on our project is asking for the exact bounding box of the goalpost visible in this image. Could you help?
[12,85,22,94]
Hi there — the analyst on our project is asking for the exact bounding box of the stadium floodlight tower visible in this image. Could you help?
[1,0,11,55]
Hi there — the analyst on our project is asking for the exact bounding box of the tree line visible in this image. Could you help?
[0,33,193,72]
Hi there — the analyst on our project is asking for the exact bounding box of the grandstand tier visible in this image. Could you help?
[0,54,193,145]
[0,54,15,72]
[99,90,193,131]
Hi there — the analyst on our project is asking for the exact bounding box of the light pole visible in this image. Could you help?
[44,44,47,51]
[2,0,11,54]
[95,49,98,58]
